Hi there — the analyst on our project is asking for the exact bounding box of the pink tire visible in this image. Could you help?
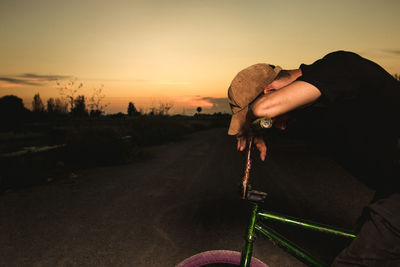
[176,250,268,267]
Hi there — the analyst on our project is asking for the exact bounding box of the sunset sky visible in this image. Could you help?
[1,0,399,114]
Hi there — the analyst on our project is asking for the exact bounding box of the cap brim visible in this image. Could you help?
[228,106,249,135]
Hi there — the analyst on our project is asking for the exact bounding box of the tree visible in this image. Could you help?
[47,98,56,113]
[196,106,202,113]
[148,106,156,116]
[48,97,68,115]
[88,84,108,117]
[127,102,141,116]
[57,78,83,112]
[32,93,45,112]
[71,95,88,117]
[54,98,68,114]
[0,95,28,116]
[158,102,173,115]
[0,95,30,129]
[394,73,400,81]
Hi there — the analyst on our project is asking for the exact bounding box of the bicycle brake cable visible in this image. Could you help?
[241,117,273,199]
[241,135,253,199]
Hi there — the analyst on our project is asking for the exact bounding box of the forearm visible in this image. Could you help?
[250,81,321,118]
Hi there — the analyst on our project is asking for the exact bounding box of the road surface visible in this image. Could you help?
[0,128,374,266]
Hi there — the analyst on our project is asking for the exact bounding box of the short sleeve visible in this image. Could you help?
[296,51,362,103]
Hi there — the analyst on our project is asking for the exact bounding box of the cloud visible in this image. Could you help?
[0,73,72,87]
[173,95,230,113]
[382,49,400,55]
[0,77,41,86]
[20,73,72,81]
[202,97,230,108]
[0,81,23,88]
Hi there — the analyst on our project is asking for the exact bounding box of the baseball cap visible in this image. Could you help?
[227,63,281,135]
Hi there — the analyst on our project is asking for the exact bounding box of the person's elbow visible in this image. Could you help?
[250,101,264,118]
[250,95,275,118]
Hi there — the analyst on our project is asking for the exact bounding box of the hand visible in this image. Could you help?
[236,135,267,161]
[236,108,268,161]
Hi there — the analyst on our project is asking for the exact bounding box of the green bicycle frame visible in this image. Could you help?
[239,120,356,267]
[240,203,356,267]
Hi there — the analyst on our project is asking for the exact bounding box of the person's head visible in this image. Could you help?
[227,63,282,135]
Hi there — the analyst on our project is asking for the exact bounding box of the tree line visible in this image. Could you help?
[31,93,101,117]
[0,78,179,130]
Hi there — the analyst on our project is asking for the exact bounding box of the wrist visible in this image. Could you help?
[246,106,256,122]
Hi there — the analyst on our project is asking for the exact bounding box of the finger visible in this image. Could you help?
[237,136,246,151]
[273,114,290,130]
[275,120,286,130]
[254,137,267,161]
[281,121,287,130]
[240,137,247,151]
[256,143,267,161]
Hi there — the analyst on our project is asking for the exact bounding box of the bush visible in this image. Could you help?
[0,113,231,191]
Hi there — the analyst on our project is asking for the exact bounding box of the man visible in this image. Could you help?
[227,51,400,266]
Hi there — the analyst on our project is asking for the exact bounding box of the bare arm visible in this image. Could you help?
[251,81,321,118]
[237,81,321,160]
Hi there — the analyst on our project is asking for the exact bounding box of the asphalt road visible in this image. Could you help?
[0,128,374,266]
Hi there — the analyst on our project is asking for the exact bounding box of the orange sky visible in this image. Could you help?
[1,0,399,114]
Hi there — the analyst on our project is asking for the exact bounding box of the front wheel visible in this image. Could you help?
[176,250,268,267]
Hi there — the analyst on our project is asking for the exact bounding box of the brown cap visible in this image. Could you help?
[227,63,281,135]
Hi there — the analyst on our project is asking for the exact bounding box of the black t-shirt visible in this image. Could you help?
[295,51,400,195]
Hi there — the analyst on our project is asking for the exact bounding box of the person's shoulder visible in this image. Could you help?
[323,50,361,60]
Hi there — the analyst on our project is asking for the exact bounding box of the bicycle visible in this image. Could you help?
[177,117,356,267]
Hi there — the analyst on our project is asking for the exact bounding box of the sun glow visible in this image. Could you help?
[1,0,399,113]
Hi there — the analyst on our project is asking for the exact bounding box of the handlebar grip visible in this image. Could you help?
[251,117,273,130]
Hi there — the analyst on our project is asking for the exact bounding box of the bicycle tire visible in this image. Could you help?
[176,250,268,267]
